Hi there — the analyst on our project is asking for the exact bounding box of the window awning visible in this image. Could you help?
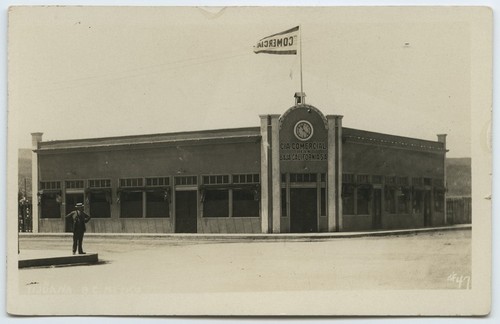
[85,187,112,193]
[199,183,260,190]
[38,189,61,195]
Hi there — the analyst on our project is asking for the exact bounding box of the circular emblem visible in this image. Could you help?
[294,120,314,141]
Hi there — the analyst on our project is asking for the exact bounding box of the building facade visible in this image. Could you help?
[31,95,447,233]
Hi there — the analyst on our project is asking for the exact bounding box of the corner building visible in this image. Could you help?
[31,95,447,233]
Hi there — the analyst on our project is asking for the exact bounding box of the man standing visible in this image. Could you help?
[65,202,91,255]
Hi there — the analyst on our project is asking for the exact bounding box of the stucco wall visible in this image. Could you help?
[37,140,261,233]
[342,141,444,178]
[39,141,260,181]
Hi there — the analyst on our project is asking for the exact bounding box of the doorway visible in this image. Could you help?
[175,190,198,233]
[65,193,84,232]
[290,188,317,233]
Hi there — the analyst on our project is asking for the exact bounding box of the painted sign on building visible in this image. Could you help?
[279,105,328,173]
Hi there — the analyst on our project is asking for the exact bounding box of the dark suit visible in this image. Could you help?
[65,209,91,254]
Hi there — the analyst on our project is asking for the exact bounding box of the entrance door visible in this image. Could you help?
[373,189,382,229]
[424,190,432,226]
[290,188,317,233]
[65,193,84,232]
[175,191,198,233]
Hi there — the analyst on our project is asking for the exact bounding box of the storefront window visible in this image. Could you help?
[385,188,396,214]
[342,184,355,215]
[120,191,143,218]
[146,191,169,218]
[397,189,410,214]
[233,189,259,217]
[89,191,111,218]
[204,189,229,217]
[413,190,423,214]
[357,187,370,215]
[40,193,61,218]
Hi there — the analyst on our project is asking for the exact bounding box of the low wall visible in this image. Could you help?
[432,212,446,226]
[342,215,372,231]
[40,218,174,233]
[90,218,173,233]
[198,217,261,233]
[39,219,65,233]
[39,217,262,234]
[319,216,328,232]
[381,213,424,230]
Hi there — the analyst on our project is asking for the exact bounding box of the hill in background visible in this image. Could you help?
[18,148,32,198]
[446,157,471,197]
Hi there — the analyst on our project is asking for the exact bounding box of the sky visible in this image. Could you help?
[9,6,472,157]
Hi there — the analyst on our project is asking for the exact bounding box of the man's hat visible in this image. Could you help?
[75,202,84,208]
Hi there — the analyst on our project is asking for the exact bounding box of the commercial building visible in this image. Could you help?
[31,93,447,233]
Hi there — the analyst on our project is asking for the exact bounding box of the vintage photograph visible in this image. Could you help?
[6,6,492,316]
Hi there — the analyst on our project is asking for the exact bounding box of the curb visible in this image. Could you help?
[18,224,471,242]
[19,253,99,269]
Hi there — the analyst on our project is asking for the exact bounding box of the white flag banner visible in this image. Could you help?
[253,26,299,55]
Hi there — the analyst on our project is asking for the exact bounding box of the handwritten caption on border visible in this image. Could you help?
[447,272,471,289]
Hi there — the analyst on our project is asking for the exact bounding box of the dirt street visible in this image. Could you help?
[18,229,471,294]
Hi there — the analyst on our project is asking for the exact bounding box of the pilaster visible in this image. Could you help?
[270,115,281,233]
[259,115,270,233]
[31,132,43,233]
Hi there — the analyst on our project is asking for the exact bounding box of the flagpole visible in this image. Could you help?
[299,24,304,99]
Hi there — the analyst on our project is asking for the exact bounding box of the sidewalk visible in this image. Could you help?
[18,224,471,242]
